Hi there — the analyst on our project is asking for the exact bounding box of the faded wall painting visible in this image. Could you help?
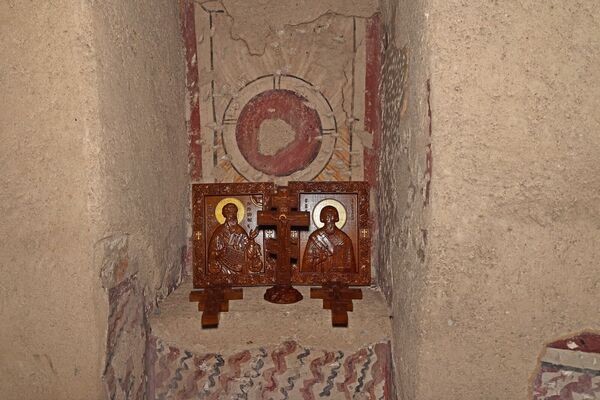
[192,1,380,185]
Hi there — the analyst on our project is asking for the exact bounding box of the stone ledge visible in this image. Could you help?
[150,283,392,354]
[147,282,394,399]
[542,348,600,372]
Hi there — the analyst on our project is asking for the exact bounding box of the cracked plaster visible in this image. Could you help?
[194,0,379,184]
[203,0,379,56]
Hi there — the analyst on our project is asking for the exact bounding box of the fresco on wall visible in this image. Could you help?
[192,2,380,185]
[148,338,392,399]
[533,333,600,399]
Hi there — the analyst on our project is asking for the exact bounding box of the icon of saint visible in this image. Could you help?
[302,205,356,273]
[208,202,262,274]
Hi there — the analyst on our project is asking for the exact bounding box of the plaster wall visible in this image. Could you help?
[89,1,188,398]
[1,0,187,399]
[90,0,188,306]
[380,0,600,398]
[192,0,380,186]
[378,1,430,398]
[217,0,379,55]
[0,1,105,399]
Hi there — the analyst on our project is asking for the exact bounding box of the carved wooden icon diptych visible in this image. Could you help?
[190,181,371,327]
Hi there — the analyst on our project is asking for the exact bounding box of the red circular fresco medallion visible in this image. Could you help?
[235,89,322,177]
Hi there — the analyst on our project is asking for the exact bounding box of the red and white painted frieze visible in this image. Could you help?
[147,337,392,400]
[533,333,600,400]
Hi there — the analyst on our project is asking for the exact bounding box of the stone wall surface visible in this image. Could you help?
[1,0,188,399]
[90,0,188,307]
[378,1,430,399]
[6,0,599,399]
[0,1,106,399]
[89,0,188,398]
[379,0,600,399]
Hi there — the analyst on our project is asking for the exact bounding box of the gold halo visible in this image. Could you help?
[215,198,245,224]
[313,199,347,229]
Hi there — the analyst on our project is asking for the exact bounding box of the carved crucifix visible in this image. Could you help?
[257,187,310,304]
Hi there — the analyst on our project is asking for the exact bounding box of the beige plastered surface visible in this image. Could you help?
[218,0,379,55]
[4,0,599,399]
[90,0,188,304]
[379,0,600,399]
[0,2,105,398]
[0,1,187,399]
[151,283,391,354]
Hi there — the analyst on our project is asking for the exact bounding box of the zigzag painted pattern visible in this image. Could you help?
[149,337,392,399]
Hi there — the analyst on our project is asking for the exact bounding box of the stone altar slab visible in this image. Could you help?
[148,282,393,399]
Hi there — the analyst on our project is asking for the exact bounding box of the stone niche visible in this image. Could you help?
[143,1,395,398]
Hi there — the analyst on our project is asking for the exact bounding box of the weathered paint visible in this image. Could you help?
[235,89,322,177]
[548,333,600,354]
[148,338,392,399]
[180,0,202,181]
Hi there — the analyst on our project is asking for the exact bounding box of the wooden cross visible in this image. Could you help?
[257,187,310,303]
[311,283,363,327]
[189,286,243,328]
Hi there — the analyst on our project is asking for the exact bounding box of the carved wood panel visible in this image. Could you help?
[192,182,275,287]
[192,182,371,289]
[289,181,371,286]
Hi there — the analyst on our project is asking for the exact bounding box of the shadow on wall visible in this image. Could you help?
[532,332,600,399]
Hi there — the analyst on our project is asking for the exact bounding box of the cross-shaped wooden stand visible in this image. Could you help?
[189,286,243,328]
[310,283,363,327]
[257,187,310,304]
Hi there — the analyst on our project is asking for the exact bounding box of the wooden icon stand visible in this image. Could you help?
[189,286,243,328]
[310,283,363,327]
[190,182,371,328]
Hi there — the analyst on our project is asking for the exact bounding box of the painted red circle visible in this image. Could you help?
[235,89,322,177]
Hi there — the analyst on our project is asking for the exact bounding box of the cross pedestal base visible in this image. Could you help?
[189,286,243,328]
[263,284,303,304]
[310,283,363,327]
